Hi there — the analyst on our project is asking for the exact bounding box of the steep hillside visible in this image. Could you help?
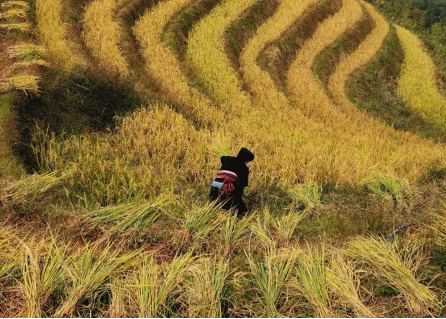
[1,0,446,317]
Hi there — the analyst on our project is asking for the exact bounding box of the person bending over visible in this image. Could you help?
[209,147,254,215]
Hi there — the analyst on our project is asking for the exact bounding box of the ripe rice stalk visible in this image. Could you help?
[251,208,305,246]
[183,200,229,239]
[17,236,68,318]
[54,242,140,317]
[35,0,79,70]
[396,25,446,135]
[344,237,438,315]
[248,247,300,317]
[240,0,316,111]
[287,0,446,185]
[186,0,259,110]
[220,214,255,247]
[426,213,446,246]
[289,181,323,211]
[1,1,30,10]
[274,211,305,243]
[326,252,375,317]
[87,192,174,233]
[185,256,231,318]
[292,245,333,318]
[126,253,192,317]
[3,169,73,205]
[83,0,130,77]
[0,8,27,19]
[0,22,31,31]
[250,208,275,247]
[7,44,46,59]
[0,75,40,95]
[133,0,217,127]
[0,226,20,282]
[108,276,131,317]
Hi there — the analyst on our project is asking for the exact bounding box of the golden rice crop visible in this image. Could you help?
[0,8,27,19]
[287,0,446,184]
[1,1,30,10]
[87,192,174,234]
[3,170,73,206]
[185,256,231,317]
[125,253,192,317]
[32,105,213,205]
[0,22,30,31]
[325,252,375,317]
[240,0,316,110]
[18,237,68,317]
[292,245,333,318]
[35,0,79,70]
[395,25,446,134]
[132,0,217,127]
[248,247,300,317]
[345,237,438,315]
[83,0,130,77]
[186,0,259,110]
[54,243,139,317]
[0,75,39,95]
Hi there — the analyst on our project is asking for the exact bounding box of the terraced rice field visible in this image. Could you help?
[1,0,446,317]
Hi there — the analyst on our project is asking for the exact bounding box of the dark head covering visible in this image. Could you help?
[237,147,254,162]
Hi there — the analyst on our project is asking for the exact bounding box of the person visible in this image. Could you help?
[209,147,254,215]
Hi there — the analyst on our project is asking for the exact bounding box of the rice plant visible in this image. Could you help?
[326,252,375,317]
[0,8,27,19]
[292,245,333,318]
[185,256,231,317]
[366,174,411,207]
[426,213,446,246]
[183,200,229,240]
[3,170,73,206]
[251,208,305,246]
[289,181,323,211]
[83,0,130,77]
[54,242,139,317]
[248,247,300,317]
[220,214,255,249]
[0,226,20,282]
[126,253,192,317]
[345,237,439,315]
[17,236,68,317]
[396,25,446,135]
[1,1,30,10]
[35,0,79,70]
[87,192,174,233]
[0,75,40,95]
[133,0,217,127]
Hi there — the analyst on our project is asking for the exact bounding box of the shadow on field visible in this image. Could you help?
[12,69,144,172]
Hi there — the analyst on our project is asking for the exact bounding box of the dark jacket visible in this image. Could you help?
[209,156,250,214]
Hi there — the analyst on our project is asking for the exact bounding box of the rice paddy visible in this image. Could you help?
[1,0,446,316]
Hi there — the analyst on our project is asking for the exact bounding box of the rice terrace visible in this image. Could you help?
[1,0,446,317]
